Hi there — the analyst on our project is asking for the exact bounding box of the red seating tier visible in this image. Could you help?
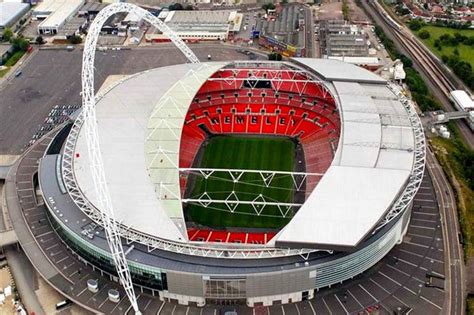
[187,229,277,244]
[181,73,341,243]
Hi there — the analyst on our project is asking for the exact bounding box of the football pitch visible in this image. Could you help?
[185,135,296,229]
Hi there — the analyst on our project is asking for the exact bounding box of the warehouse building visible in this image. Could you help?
[255,4,306,57]
[147,10,242,42]
[35,0,85,35]
[0,2,30,35]
[319,20,369,57]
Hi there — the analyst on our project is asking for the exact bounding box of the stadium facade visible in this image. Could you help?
[38,57,425,307]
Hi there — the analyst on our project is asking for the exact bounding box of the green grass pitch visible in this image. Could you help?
[185,136,296,229]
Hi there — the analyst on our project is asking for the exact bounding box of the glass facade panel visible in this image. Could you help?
[204,278,246,298]
[47,211,168,290]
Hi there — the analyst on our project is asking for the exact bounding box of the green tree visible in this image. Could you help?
[409,19,423,31]
[68,34,82,44]
[184,4,193,10]
[418,30,430,39]
[262,3,276,12]
[399,54,413,67]
[2,28,13,42]
[342,0,350,21]
[169,3,183,10]
[268,52,282,61]
[10,36,29,52]
[35,36,45,45]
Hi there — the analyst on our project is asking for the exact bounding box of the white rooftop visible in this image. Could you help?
[293,58,386,83]
[37,0,84,29]
[451,90,474,111]
[0,2,29,27]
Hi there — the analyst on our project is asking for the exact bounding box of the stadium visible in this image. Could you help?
[36,3,425,310]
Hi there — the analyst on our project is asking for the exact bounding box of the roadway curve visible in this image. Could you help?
[426,146,465,315]
[363,0,474,149]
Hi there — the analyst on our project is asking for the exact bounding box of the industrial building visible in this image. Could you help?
[146,10,242,42]
[34,0,85,35]
[0,2,30,35]
[319,20,369,57]
[255,4,306,57]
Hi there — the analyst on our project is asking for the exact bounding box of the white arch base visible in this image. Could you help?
[80,3,199,314]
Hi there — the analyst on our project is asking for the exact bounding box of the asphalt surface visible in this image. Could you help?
[0,45,262,155]
[8,130,448,314]
[426,146,465,314]
[304,6,315,58]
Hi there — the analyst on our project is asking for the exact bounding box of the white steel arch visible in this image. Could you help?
[81,3,199,314]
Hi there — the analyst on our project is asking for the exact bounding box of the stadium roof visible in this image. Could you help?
[0,2,29,28]
[277,60,414,249]
[293,58,385,83]
[74,63,224,242]
[73,59,417,249]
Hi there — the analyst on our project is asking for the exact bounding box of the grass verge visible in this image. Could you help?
[430,124,474,260]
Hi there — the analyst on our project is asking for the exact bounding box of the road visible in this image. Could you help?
[426,146,465,315]
[304,5,316,57]
[362,0,474,149]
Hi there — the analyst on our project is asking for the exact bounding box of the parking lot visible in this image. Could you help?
[0,44,260,155]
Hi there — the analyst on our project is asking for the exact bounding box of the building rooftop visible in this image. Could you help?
[0,2,29,28]
[37,0,84,30]
[0,44,12,57]
[450,90,474,111]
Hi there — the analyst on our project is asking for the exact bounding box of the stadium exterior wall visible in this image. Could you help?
[42,164,412,307]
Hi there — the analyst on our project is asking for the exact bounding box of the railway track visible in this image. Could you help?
[395,30,455,95]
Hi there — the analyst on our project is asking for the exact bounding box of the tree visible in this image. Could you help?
[184,4,193,10]
[169,3,183,10]
[342,0,350,21]
[68,34,82,44]
[10,36,29,52]
[35,36,45,45]
[408,19,423,31]
[399,54,413,67]
[262,3,276,12]
[418,30,430,39]
[268,52,282,61]
[453,48,459,56]
[2,28,13,42]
